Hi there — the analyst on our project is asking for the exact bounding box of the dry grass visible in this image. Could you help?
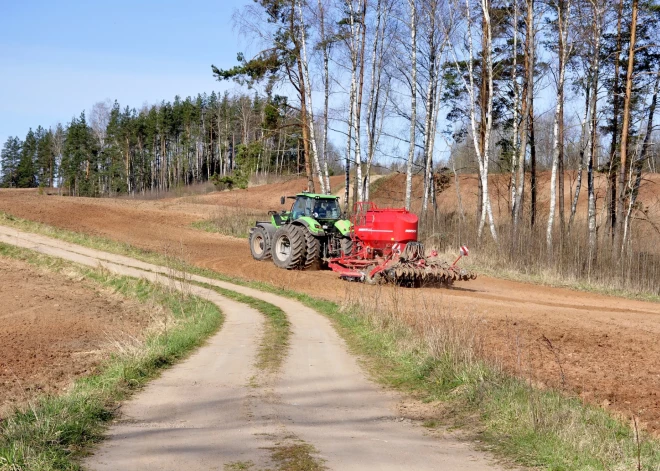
[418,212,660,300]
[336,284,660,470]
[191,207,266,239]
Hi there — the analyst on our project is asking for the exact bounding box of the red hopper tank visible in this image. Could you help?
[354,206,418,246]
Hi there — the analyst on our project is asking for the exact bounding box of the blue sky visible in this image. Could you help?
[0,0,252,146]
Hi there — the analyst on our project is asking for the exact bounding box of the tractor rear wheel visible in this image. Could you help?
[272,225,306,269]
[301,229,321,270]
[340,238,353,257]
[249,227,271,261]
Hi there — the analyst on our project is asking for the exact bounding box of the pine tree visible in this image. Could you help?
[0,136,22,188]
[17,129,37,188]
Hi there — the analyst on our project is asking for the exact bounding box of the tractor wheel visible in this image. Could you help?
[301,229,321,270]
[340,238,353,257]
[272,225,306,270]
[249,227,271,261]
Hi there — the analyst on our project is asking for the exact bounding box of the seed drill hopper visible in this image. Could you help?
[326,202,476,286]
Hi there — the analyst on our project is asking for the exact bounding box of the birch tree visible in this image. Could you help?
[420,0,447,213]
[546,0,572,253]
[447,0,498,241]
[405,0,417,210]
[512,0,535,230]
[297,0,327,194]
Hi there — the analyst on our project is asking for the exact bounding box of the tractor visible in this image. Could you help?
[248,192,353,270]
[249,195,477,287]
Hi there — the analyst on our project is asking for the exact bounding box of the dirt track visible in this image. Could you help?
[0,226,506,470]
[0,187,659,434]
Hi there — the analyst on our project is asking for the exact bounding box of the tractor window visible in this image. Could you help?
[304,198,315,217]
[291,197,306,220]
[313,199,340,219]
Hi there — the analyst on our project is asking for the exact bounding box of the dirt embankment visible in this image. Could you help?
[1,184,659,433]
[0,255,151,416]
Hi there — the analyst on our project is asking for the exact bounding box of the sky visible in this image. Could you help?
[0,0,252,147]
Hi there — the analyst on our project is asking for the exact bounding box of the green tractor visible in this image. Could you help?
[248,192,353,270]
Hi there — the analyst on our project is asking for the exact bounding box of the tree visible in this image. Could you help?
[405,0,417,210]
[213,0,318,193]
[447,0,498,242]
[0,137,22,188]
[615,0,639,257]
[546,0,572,253]
[17,129,37,188]
[35,126,56,187]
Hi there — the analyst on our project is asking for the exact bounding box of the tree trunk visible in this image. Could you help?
[513,0,534,229]
[422,1,438,213]
[623,72,660,247]
[530,95,537,227]
[608,0,624,240]
[569,84,591,227]
[587,27,601,262]
[297,0,325,194]
[547,0,569,254]
[365,0,385,201]
[318,0,332,194]
[405,0,417,211]
[615,0,639,256]
[510,0,519,214]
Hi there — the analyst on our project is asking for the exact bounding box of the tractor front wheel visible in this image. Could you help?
[249,227,271,261]
[272,225,306,269]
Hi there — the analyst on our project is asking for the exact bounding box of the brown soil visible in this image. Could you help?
[1,182,659,433]
[0,255,151,416]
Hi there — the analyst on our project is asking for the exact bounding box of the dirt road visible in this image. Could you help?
[0,226,506,470]
[1,190,659,433]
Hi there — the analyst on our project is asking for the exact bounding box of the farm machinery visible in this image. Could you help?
[248,193,476,286]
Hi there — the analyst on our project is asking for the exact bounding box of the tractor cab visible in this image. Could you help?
[279,193,341,223]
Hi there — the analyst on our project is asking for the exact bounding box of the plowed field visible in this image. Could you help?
[1,182,659,434]
[0,255,150,416]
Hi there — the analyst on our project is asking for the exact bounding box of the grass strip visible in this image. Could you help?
[190,280,290,372]
[0,243,224,471]
[2,212,660,469]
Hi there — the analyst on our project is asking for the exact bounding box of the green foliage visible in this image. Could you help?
[11,89,305,198]
[0,136,22,188]
[212,174,246,190]
[16,129,37,188]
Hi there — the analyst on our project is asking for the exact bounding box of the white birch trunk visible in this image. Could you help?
[364,0,384,201]
[587,20,601,258]
[297,0,325,194]
[405,0,417,210]
[510,0,519,212]
[546,0,570,252]
[318,0,331,193]
[347,0,363,203]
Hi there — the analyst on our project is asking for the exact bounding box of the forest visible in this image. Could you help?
[2,0,660,260]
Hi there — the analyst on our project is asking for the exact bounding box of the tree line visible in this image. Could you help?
[0,91,342,196]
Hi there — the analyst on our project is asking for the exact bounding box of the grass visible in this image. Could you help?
[266,438,326,471]
[2,211,660,469]
[465,257,660,303]
[0,243,224,471]
[190,208,264,239]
